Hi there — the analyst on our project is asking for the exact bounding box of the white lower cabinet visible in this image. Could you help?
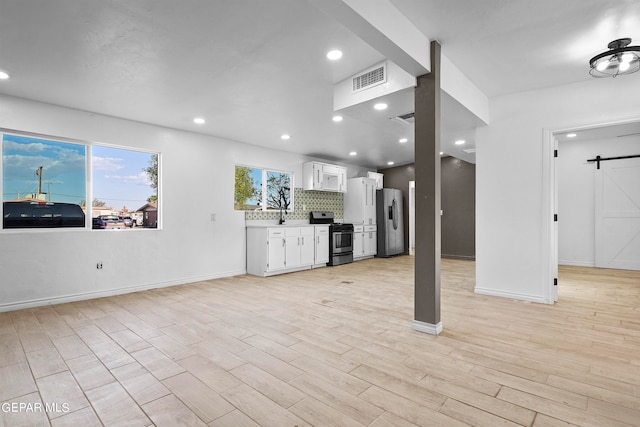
[284,228,302,268]
[364,225,377,257]
[353,224,377,260]
[299,227,316,266]
[314,226,329,266]
[267,229,286,271]
[353,225,365,259]
[247,226,321,277]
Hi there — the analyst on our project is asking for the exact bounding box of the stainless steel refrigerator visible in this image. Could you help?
[376,188,405,257]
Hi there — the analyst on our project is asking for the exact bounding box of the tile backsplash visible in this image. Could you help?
[245,188,343,221]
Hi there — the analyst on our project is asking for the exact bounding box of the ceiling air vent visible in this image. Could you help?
[352,63,387,93]
[391,112,414,125]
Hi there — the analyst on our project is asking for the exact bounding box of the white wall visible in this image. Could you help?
[0,94,366,311]
[476,77,640,303]
[558,135,640,267]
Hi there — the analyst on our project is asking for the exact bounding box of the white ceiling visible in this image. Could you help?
[0,0,639,169]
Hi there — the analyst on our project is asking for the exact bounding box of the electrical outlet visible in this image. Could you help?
[96,262,103,270]
[210,213,216,221]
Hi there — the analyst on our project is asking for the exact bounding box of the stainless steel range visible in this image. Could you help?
[309,211,354,266]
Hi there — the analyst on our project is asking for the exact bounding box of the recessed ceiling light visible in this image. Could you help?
[349,151,357,156]
[332,115,343,122]
[566,133,577,138]
[193,117,205,124]
[440,152,444,156]
[0,71,9,80]
[454,140,465,145]
[387,161,394,165]
[327,50,343,60]
[399,138,408,143]
[374,103,388,111]
[281,134,290,140]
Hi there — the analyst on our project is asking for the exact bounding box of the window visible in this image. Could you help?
[2,133,86,229]
[2,131,160,230]
[92,146,158,229]
[234,166,293,211]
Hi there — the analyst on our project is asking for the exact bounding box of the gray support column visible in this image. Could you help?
[413,41,442,335]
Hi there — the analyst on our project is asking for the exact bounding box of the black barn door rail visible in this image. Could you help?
[587,154,640,169]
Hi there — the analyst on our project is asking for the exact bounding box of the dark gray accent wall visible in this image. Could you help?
[378,157,475,259]
[441,157,475,259]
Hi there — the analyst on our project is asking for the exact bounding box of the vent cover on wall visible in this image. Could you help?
[352,63,386,92]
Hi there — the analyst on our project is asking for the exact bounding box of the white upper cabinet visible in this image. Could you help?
[303,161,347,193]
[367,171,384,189]
[344,177,377,225]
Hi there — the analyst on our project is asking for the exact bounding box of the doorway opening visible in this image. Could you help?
[549,119,640,299]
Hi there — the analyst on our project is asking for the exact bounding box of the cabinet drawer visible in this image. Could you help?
[285,227,301,237]
[300,227,314,236]
[315,227,329,235]
[364,225,377,232]
[268,229,285,238]
[353,225,364,233]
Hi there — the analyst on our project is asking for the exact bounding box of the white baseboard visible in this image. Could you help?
[558,260,595,267]
[412,320,443,335]
[0,269,245,313]
[474,287,551,304]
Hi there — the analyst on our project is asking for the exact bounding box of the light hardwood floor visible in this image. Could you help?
[1,257,639,426]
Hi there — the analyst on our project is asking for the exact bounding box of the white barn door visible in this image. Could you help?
[595,157,640,270]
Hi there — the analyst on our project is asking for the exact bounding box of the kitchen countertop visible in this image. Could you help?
[246,220,331,228]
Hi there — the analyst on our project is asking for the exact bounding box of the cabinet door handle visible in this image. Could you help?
[317,236,319,244]
[282,238,285,247]
[302,237,304,245]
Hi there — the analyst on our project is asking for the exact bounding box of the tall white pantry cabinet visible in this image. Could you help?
[344,177,378,259]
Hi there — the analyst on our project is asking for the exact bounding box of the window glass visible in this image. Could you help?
[92,146,158,229]
[2,134,86,229]
[265,170,291,211]
[234,166,261,210]
[234,166,293,212]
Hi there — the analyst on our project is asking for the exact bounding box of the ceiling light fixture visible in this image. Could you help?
[440,152,444,156]
[349,151,357,156]
[387,161,394,165]
[281,134,290,140]
[454,140,465,145]
[332,115,343,122]
[327,50,343,60]
[399,138,408,143]
[374,103,388,111]
[193,117,205,124]
[0,71,9,80]
[566,133,577,138]
[589,38,640,78]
